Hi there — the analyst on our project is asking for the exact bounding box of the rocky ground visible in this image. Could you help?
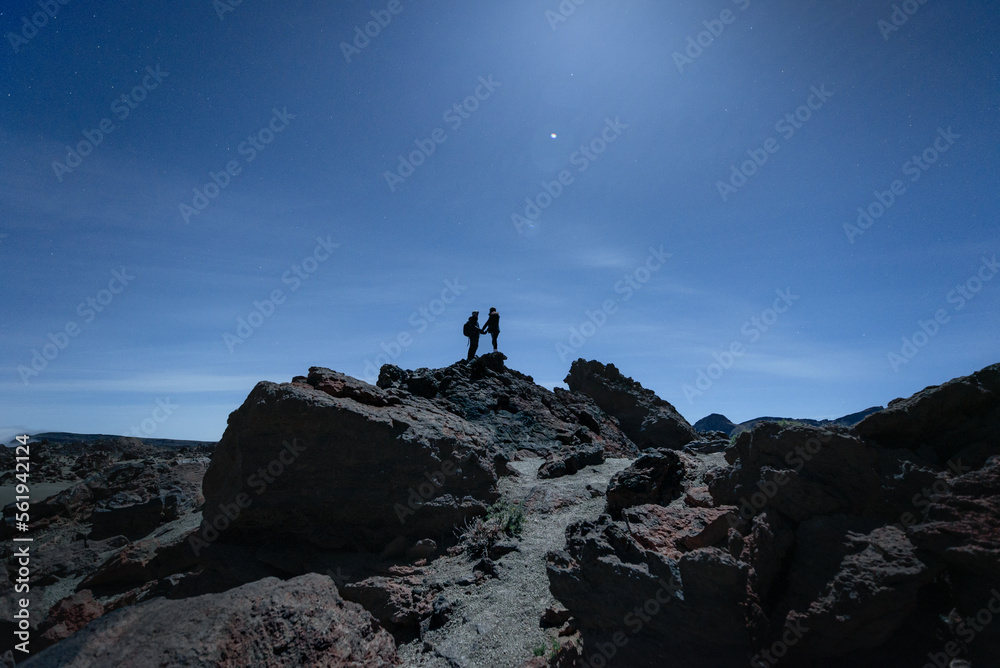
[3,355,998,667]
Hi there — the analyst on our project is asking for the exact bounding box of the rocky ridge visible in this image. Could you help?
[3,357,997,667]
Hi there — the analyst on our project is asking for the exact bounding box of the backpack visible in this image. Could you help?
[463,321,476,337]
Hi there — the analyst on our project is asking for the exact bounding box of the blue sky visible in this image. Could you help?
[2,0,997,442]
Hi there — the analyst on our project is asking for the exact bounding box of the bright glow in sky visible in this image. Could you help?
[2,1,997,441]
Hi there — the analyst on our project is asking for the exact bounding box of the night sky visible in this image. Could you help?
[2,0,997,441]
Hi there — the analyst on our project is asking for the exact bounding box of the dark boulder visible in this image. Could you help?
[537,444,605,479]
[23,574,400,667]
[201,368,501,552]
[605,448,685,516]
[855,362,1000,467]
[564,359,699,450]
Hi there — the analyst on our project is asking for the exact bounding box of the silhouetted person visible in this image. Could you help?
[463,311,481,361]
[481,307,500,352]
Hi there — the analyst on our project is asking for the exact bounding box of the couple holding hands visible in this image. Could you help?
[463,308,499,360]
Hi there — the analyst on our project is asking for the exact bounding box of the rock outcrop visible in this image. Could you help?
[200,366,502,553]
[22,574,400,667]
[564,359,699,449]
[547,362,1000,667]
[855,362,1000,467]
[9,358,998,668]
[377,353,638,457]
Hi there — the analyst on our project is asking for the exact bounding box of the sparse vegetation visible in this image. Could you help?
[456,499,526,558]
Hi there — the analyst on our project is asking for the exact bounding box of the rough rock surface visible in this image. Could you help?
[564,359,699,449]
[546,362,1000,667]
[537,444,605,480]
[855,361,1000,466]
[200,366,503,552]
[604,448,686,516]
[22,574,400,667]
[378,353,638,457]
[8,359,1000,668]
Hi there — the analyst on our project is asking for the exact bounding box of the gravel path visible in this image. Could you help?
[398,455,635,668]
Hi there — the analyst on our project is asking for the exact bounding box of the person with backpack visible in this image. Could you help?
[463,311,481,361]
[481,307,500,352]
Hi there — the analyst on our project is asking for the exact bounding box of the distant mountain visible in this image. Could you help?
[693,406,884,436]
[4,431,215,449]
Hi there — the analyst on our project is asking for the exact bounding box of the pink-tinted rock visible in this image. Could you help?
[23,574,399,667]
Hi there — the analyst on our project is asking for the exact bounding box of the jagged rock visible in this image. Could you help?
[855,362,1000,467]
[537,444,605,479]
[707,423,882,525]
[377,353,637,457]
[623,504,737,556]
[342,575,440,631]
[36,591,104,650]
[23,574,400,667]
[908,456,1000,583]
[89,495,179,541]
[605,448,685,516]
[200,367,502,552]
[683,437,730,453]
[547,514,752,665]
[768,517,939,662]
[564,359,699,449]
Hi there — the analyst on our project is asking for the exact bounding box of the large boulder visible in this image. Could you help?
[605,448,686,516]
[564,359,699,450]
[707,423,883,525]
[22,574,399,667]
[546,515,752,666]
[200,368,502,552]
[855,362,1000,467]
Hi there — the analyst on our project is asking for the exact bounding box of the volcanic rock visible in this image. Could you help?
[707,423,883,524]
[605,448,685,516]
[22,574,400,667]
[200,367,502,552]
[855,362,1000,467]
[546,514,752,665]
[377,353,637,457]
[564,359,699,449]
[537,444,605,479]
